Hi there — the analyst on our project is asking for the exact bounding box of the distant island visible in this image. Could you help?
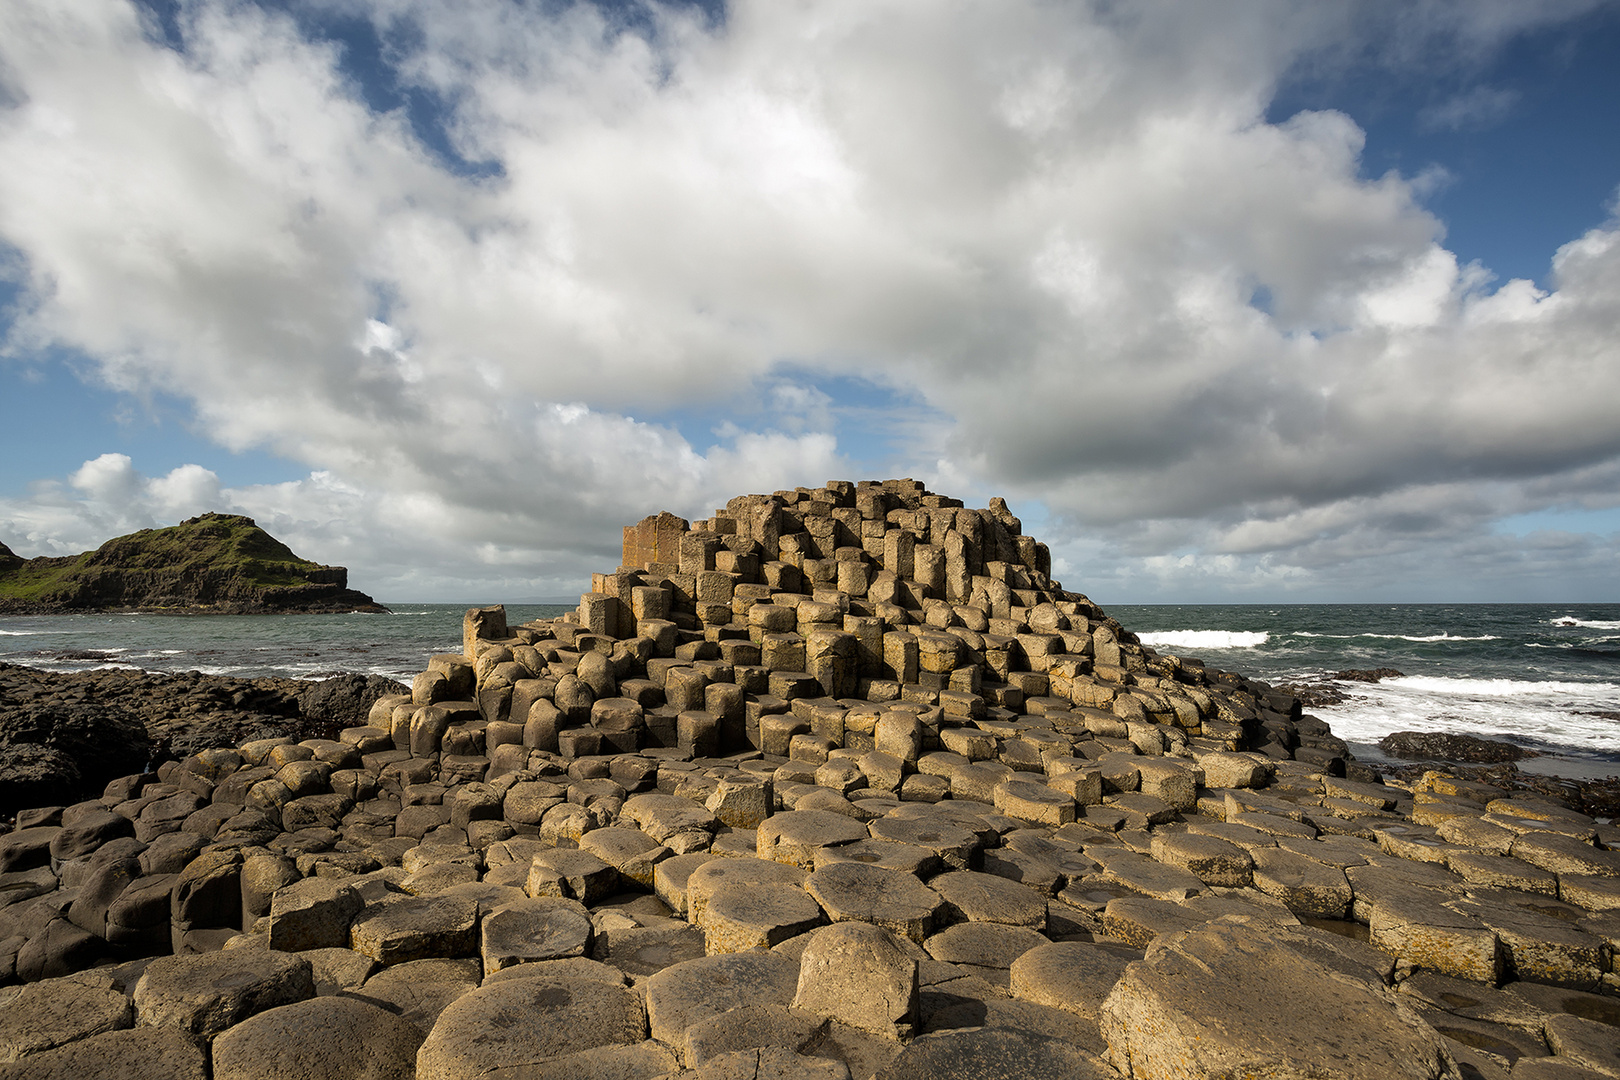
[0,512,388,614]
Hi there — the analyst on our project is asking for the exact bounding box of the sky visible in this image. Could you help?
[1,0,1619,605]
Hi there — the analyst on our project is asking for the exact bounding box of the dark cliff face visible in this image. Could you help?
[0,513,387,614]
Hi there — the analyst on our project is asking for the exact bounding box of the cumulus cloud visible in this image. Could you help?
[5,453,222,556]
[0,0,1617,600]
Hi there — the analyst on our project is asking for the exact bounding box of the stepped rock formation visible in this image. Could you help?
[1,480,1618,1079]
[0,513,387,615]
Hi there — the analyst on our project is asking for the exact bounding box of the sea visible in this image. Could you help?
[2,602,1618,775]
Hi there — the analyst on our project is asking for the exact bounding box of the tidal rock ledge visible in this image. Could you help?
[1,479,1618,1080]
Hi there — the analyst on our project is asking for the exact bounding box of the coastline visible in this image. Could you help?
[2,484,1618,1076]
[0,600,392,617]
[0,662,407,820]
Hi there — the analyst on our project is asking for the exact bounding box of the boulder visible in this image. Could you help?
[345,893,478,967]
[1098,918,1461,1079]
[759,811,870,870]
[349,957,481,1033]
[643,951,801,1045]
[687,857,808,923]
[804,862,944,943]
[699,882,825,954]
[0,973,132,1062]
[415,975,647,1079]
[266,877,364,952]
[132,949,315,1040]
[924,922,1048,979]
[592,922,709,979]
[0,1025,206,1080]
[210,996,424,1080]
[528,848,620,905]
[792,922,920,1040]
[622,794,718,843]
[681,1048,851,1080]
[481,897,594,972]
[683,1004,830,1067]
[929,871,1048,929]
[1009,940,1137,1019]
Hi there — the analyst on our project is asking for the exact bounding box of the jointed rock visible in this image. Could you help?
[1,480,1618,1079]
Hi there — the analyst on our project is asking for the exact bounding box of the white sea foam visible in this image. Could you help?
[1315,675,1620,756]
[1135,630,1268,649]
[1296,632,1498,643]
[1552,617,1620,630]
[0,629,76,636]
[1384,675,1618,697]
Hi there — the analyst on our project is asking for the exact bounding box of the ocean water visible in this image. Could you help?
[1113,604,1620,766]
[3,602,1617,767]
[0,604,574,684]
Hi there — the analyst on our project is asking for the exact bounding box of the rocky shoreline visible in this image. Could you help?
[1,480,1617,1079]
[0,664,407,819]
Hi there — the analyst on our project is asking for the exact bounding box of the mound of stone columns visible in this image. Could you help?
[2,479,1619,1080]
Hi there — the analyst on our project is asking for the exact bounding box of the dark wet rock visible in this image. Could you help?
[1379,731,1531,764]
[0,663,405,816]
[1334,669,1407,683]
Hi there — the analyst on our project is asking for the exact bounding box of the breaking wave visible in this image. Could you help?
[1134,630,1269,649]
[1552,617,1620,630]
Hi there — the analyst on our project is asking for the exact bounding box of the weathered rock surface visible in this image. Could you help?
[1099,918,1461,1079]
[210,995,424,1080]
[415,974,647,1079]
[793,922,920,1040]
[1,481,1618,1079]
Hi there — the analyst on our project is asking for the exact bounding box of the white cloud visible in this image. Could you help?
[6,454,223,557]
[0,0,1616,600]
[1418,85,1521,132]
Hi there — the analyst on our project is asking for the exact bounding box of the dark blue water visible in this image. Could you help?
[0,604,574,683]
[1111,604,1620,761]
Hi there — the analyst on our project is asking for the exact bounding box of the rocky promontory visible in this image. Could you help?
[0,513,388,615]
[0,480,1616,1079]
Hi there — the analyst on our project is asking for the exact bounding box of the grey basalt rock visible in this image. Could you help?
[1099,918,1462,1079]
[348,893,478,966]
[685,856,808,924]
[0,972,132,1062]
[875,1027,1118,1080]
[804,861,944,943]
[682,1004,830,1068]
[210,995,425,1080]
[759,810,870,869]
[18,480,1617,1076]
[415,974,647,1080]
[480,896,594,972]
[793,922,920,1041]
[347,956,481,1034]
[266,876,364,952]
[643,951,802,1045]
[1009,940,1138,1019]
[698,881,825,954]
[929,870,1048,929]
[0,1024,207,1080]
[132,949,315,1040]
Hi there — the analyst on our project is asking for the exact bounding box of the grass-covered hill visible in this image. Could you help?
[0,513,387,614]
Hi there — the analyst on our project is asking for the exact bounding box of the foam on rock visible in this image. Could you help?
[2,480,1619,1078]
